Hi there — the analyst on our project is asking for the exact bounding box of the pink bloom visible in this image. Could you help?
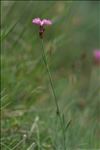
[32,18,52,26]
[93,50,100,65]
[32,18,52,38]
[94,50,100,60]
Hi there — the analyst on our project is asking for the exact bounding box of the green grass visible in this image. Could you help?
[1,1,100,150]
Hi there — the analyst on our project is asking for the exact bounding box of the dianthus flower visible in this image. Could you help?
[93,50,100,65]
[32,18,52,38]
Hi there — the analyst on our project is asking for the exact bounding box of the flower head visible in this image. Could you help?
[32,18,52,26]
[93,50,100,65]
[32,18,52,38]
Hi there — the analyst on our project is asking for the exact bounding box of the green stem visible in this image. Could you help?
[41,39,60,114]
[41,39,66,150]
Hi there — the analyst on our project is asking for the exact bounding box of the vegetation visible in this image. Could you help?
[1,1,100,150]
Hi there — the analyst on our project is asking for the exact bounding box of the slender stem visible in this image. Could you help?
[40,39,66,150]
[41,39,60,114]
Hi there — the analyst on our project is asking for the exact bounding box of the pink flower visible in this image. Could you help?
[93,50,100,65]
[32,18,52,38]
[32,18,52,26]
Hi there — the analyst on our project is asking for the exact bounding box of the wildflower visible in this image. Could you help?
[93,50,100,65]
[32,18,52,38]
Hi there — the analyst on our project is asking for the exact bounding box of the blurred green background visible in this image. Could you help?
[1,1,100,150]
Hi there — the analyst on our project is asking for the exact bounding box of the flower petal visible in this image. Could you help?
[42,19,52,26]
[32,18,41,26]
